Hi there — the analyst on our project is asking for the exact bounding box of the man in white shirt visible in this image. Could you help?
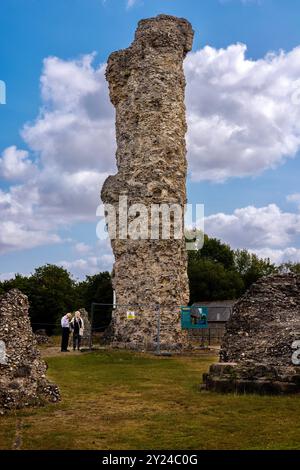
[61,313,72,352]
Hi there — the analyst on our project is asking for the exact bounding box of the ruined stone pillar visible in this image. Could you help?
[101,15,194,350]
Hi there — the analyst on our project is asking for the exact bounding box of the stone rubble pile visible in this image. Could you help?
[34,329,50,345]
[78,308,91,348]
[203,274,300,394]
[0,289,60,412]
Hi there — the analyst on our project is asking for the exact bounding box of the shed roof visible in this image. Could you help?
[192,300,236,322]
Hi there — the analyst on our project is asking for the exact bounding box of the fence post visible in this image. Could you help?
[89,303,95,351]
[156,304,161,355]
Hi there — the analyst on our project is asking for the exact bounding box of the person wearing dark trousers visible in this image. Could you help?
[70,311,84,351]
[61,313,72,352]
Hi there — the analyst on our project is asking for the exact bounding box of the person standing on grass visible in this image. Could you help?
[61,312,72,352]
[71,311,84,351]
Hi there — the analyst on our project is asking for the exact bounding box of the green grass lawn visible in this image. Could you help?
[1,350,300,450]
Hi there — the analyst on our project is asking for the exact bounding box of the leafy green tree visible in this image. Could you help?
[0,265,80,334]
[189,235,234,267]
[2,273,31,293]
[0,266,113,334]
[188,258,244,303]
[28,264,80,332]
[188,236,278,302]
[234,250,277,290]
[188,235,244,302]
[200,235,235,269]
[0,235,283,331]
[77,272,113,331]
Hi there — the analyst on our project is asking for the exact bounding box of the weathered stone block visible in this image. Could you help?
[209,363,238,376]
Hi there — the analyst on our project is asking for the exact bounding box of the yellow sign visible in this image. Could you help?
[126,311,136,320]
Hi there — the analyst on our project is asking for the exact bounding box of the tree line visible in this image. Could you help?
[0,266,113,334]
[0,235,299,333]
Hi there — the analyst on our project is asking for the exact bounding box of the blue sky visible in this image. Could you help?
[1,0,300,279]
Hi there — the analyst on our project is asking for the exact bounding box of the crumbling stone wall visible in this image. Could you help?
[101,15,194,350]
[35,329,49,345]
[203,274,300,394]
[78,308,91,348]
[0,289,60,412]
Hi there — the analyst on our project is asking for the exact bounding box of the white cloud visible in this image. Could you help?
[287,193,300,208]
[103,0,138,9]
[60,253,114,276]
[219,0,261,4]
[127,0,137,7]
[0,221,61,254]
[66,202,300,276]
[3,42,300,263]
[0,272,16,281]
[74,242,92,254]
[60,257,99,277]
[205,204,300,249]
[185,44,300,181]
[0,54,115,254]
[0,146,37,181]
[60,240,114,279]
[23,55,115,174]
[205,203,300,263]
[252,247,300,264]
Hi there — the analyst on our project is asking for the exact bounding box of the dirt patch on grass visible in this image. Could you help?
[40,347,89,358]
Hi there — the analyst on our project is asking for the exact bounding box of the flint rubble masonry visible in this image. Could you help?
[101,15,194,350]
[78,308,91,348]
[203,274,300,394]
[0,289,60,412]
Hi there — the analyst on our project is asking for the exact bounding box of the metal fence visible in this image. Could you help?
[89,302,162,353]
[88,303,232,353]
[30,304,232,352]
[187,326,226,346]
